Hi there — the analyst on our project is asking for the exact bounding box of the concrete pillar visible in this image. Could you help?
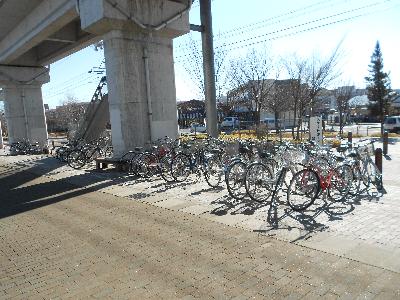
[79,0,190,155]
[3,84,48,148]
[104,30,180,154]
[0,66,50,148]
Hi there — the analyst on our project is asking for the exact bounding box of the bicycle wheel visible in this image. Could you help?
[61,148,72,162]
[67,150,86,169]
[159,155,175,183]
[348,163,362,196]
[225,160,247,200]
[245,162,273,203]
[204,154,224,188]
[328,164,352,202]
[120,151,140,173]
[170,153,191,182]
[136,153,159,178]
[287,169,320,211]
[366,160,383,190]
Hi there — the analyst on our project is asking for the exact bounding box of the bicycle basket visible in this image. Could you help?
[358,142,374,158]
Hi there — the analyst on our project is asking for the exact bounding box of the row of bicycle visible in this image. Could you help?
[54,135,383,212]
[222,139,383,211]
[8,139,45,155]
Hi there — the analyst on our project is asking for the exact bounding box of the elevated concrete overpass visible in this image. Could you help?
[0,0,190,154]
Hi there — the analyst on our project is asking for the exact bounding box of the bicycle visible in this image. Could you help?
[224,141,258,200]
[244,145,304,203]
[67,137,112,169]
[354,140,383,191]
[287,156,352,211]
[170,141,224,188]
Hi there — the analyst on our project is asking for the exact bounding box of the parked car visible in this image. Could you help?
[384,116,400,132]
[221,117,239,129]
[190,123,207,133]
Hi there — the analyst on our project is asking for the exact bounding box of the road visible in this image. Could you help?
[179,123,384,137]
[327,123,382,136]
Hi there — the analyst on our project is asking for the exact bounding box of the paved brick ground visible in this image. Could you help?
[1,141,400,299]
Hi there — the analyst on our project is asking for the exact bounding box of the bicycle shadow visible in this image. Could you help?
[209,192,270,216]
[256,189,379,242]
[191,185,224,196]
[209,195,239,216]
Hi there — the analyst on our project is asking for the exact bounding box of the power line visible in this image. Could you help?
[216,0,338,38]
[221,3,399,53]
[215,0,391,50]
[174,0,395,62]
[175,0,346,51]
[43,58,105,98]
[43,72,88,91]
[44,75,93,95]
[45,80,97,100]
[44,76,95,98]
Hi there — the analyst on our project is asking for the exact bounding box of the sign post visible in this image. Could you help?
[309,116,323,145]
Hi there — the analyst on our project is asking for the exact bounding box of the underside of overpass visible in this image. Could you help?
[0,0,190,154]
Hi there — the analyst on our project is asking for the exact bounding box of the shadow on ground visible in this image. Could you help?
[0,157,130,219]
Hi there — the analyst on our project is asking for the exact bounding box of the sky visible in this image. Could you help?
[41,0,400,108]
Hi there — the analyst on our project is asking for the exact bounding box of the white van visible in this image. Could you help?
[384,116,400,132]
[221,117,239,128]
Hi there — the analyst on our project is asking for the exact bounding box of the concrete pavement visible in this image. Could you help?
[0,139,400,299]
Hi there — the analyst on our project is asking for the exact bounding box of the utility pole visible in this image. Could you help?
[200,0,218,137]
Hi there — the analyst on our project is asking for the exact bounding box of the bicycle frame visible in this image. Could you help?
[316,169,335,191]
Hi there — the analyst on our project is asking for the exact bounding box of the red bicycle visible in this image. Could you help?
[287,157,352,211]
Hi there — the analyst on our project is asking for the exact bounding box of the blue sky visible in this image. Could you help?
[42,0,400,108]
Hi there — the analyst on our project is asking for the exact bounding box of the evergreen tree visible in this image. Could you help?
[365,41,394,136]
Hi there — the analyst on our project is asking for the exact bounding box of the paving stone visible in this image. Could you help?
[1,148,400,299]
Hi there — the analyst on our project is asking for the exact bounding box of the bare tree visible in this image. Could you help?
[333,84,355,135]
[284,57,312,139]
[306,45,342,115]
[282,45,342,138]
[263,79,294,133]
[180,34,228,100]
[53,95,87,133]
[181,36,204,98]
[227,49,275,125]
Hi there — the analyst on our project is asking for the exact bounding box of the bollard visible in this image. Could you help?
[383,131,388,155]
[375,148,382,173]
[347,131,352,144]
